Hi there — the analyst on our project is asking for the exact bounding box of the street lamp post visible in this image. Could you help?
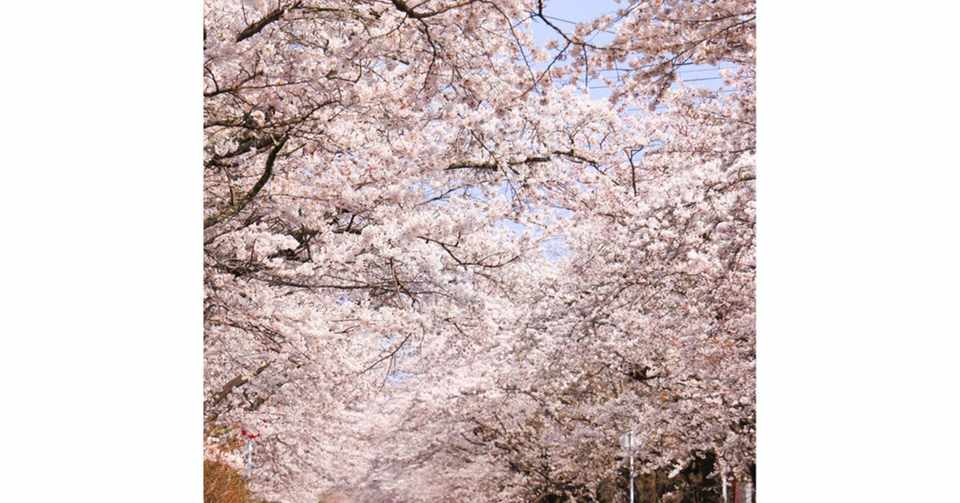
[619,431,640,503]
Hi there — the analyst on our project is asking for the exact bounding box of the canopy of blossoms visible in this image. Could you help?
[204,0,754,501]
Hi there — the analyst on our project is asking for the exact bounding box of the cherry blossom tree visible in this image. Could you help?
[203,0,754,501]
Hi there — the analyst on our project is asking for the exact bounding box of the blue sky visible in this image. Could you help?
[530,0,733,99]
[484,1,738,260]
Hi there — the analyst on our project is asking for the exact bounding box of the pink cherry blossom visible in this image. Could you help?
[204,0,755,501]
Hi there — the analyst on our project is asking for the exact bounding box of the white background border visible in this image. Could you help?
[2,1,958,501]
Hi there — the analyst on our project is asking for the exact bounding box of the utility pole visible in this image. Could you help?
[619,431,640,503]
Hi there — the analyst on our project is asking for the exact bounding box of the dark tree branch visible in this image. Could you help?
[390,0,475,19]
[235,2,301,42]
[205,362,271,423]
[205,136,288,229]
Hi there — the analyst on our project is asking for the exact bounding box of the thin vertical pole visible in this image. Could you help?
[629,444,635,503]
[243,439,254,479]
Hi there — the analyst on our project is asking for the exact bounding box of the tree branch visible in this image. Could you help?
[235,2,301,42]
[205,136,288,229]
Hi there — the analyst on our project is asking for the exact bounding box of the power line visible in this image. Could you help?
[618,88,740,109]
[532,14,742,78]
[534,13,621,36]
[588,76,728,90]
[530,12,746,93]
[597,65,739,75]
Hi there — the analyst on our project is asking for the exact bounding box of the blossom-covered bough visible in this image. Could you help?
[203,0,754,501]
